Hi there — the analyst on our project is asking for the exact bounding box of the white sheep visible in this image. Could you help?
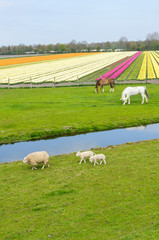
[89,154,106,166]
[23,151,50,170]
[76,151,94,164]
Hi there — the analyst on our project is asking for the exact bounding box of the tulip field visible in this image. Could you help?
[0,52,135,85]
[0,51,159,85]
[98,51,159,81]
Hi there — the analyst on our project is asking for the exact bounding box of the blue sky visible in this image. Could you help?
[0,0,159,46]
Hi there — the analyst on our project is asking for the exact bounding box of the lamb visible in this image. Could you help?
[76,151,94,164]
[89,154,106,166]
[23,151,50,170]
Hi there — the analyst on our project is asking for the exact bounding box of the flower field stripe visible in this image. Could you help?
[126,53,145,80]
[0,53,97,67]
[108,56,129,67]
[96,52,140,80]
[150,52,159,78]
[117,53,143,81]
[109,51,142,79]
[96,54,135,80]
[137,52,147,80]
[152,51,159,63]
[0,52,135,84]
[146,52,156,79]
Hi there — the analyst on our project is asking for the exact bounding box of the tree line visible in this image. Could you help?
[0,32,159,55]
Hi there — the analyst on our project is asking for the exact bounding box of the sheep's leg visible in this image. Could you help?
[101,159,106,165]
[41,164,45,170]
[46,161,50,167]
[94,160,99,166]
[32,166,37,170]
[42,162,47,170]
[79,157,84,164]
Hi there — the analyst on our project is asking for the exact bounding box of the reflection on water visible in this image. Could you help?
[126,126,146,130]
[0,123,159,163]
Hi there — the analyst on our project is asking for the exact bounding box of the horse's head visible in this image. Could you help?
[120,97,127,104]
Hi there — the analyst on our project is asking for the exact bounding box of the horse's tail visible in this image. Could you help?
[95,80,100,93]
[145,87,149,98]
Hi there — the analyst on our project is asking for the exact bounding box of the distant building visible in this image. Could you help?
[81,49,88,52]
[25,51,36,54]
[49,51,57,53]
[115,49,124,52]
[99,49,106,52]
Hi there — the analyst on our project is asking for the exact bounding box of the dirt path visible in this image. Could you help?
[0,80,159,88]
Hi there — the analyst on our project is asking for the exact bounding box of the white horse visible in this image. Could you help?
[120,86,149,105]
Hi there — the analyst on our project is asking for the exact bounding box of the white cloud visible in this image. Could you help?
[0,0,14,8]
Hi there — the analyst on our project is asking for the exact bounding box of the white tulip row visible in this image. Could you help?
[0,52,136,84]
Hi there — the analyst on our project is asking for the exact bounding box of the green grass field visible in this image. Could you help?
[0,139,159,240]
[0,84,159,144]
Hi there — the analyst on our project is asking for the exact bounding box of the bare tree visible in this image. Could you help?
[146,32,159,41]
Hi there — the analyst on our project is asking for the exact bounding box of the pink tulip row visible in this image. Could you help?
[96,51,142,80]
[110,51,142,79]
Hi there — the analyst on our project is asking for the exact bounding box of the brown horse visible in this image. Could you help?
[95,78,115,93]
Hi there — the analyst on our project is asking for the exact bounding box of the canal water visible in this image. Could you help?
[0,123,159,163]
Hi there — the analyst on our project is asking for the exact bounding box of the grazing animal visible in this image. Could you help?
[120,86,149,105]
[95,78,115,93]
[23,151,50,170]
[76,151,94,164]
[89,154,106,166]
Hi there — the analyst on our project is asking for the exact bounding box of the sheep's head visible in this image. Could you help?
[76,151,80,157]
[23,157,27,163]
[89,156,93,163]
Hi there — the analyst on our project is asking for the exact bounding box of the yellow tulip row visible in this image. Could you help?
[147,52,156,79]
[137,51,159,80]
[150,52,159,78]
[137,52,147,80]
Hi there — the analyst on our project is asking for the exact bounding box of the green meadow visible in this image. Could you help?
[0,84,159,240]
[0,139,159,240]
[0,84,159,144]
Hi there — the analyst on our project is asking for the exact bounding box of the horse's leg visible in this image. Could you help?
[110,87,114,93]
[102,86,104,93]
[144,93,148,103]
[126,94,130,104]
[141,93,144,104]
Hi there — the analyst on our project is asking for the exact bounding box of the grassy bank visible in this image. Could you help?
[0,84,159,144]
[0,139,159,239]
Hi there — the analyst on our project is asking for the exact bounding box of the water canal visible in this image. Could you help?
[0,123,159,163]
